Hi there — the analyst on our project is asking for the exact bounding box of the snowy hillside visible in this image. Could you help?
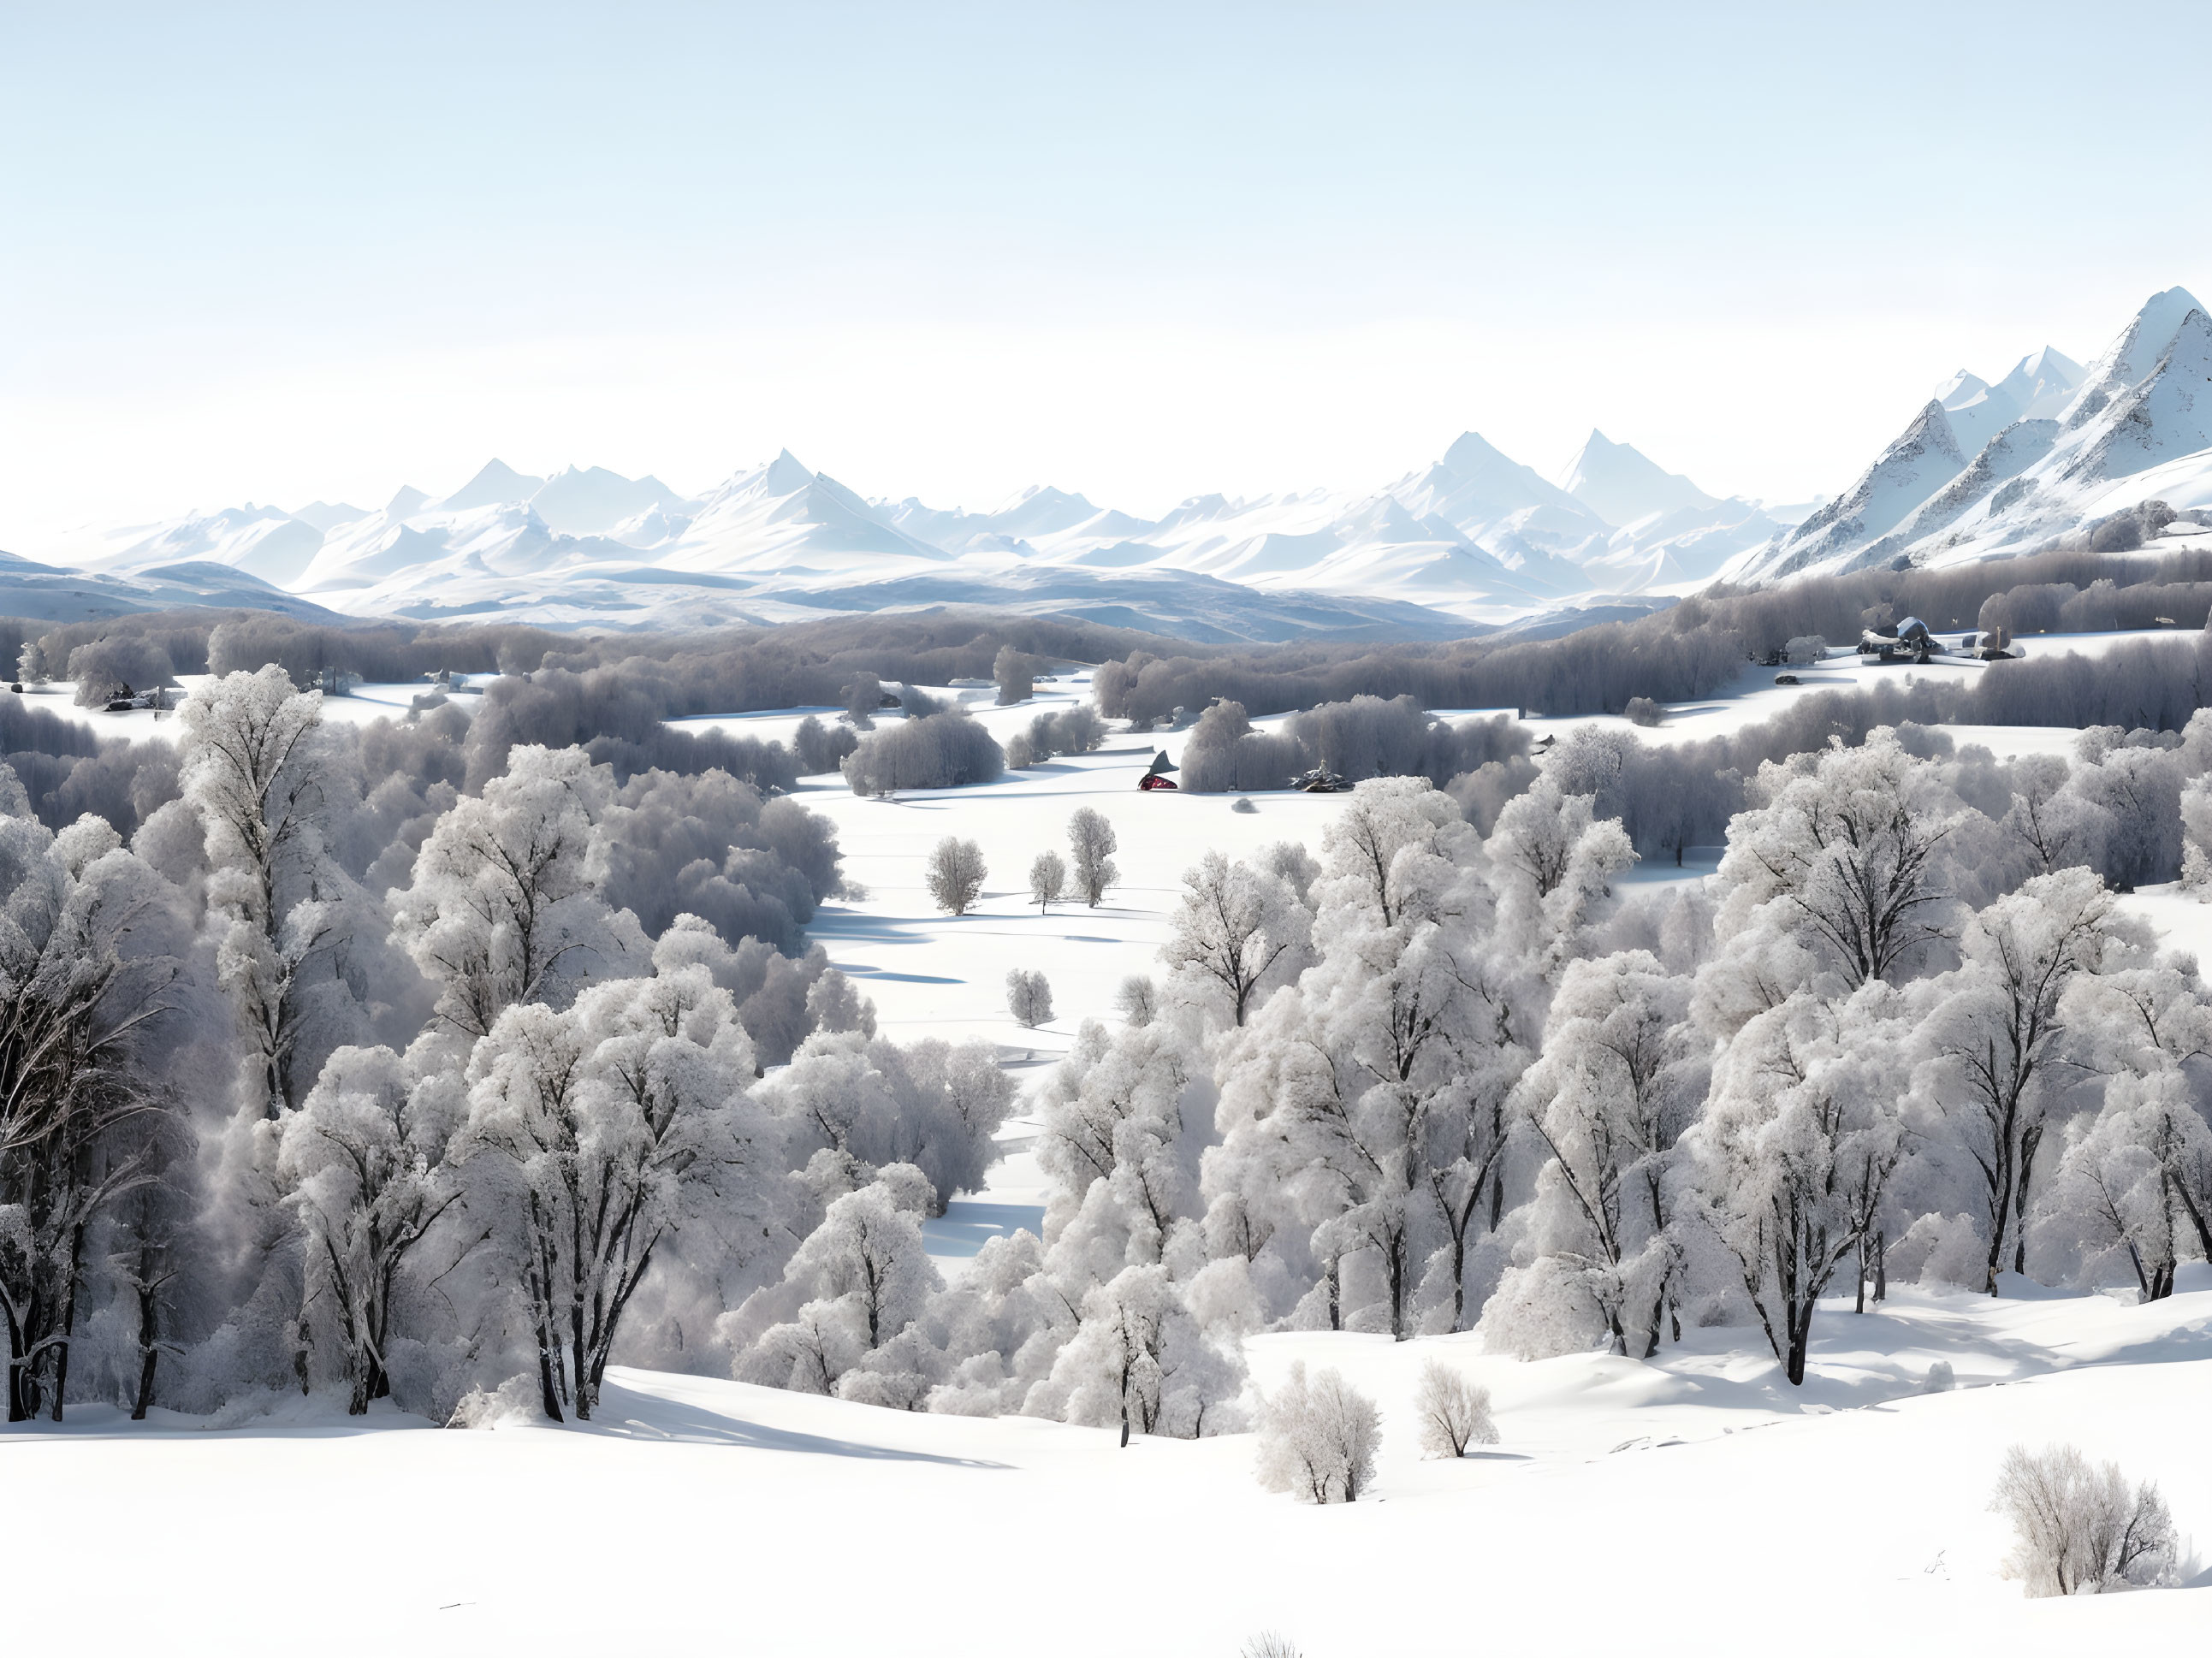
[1728,289,2212,583]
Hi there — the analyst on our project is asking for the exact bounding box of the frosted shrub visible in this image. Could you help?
[1923,1359,1954,1394]
[1115,974,1159,1027]
[924,837,987,915]
[1242,1636,1302,1658]
[1783,634,1827,666]
[1029,850,1065,912]
[1414,1358,1497,1459]
[1006,968,1053,1028]
[1066,806,1119,906]
[1256,1361,1380,1503]
[1623,696,1662,727]
[1992,1443,2179,1596]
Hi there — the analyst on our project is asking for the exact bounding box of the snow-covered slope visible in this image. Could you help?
[1728,290,2209,584]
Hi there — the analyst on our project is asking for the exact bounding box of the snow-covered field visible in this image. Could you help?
[9,1275,2208,1656]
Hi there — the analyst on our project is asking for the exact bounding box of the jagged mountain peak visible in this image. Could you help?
[1557,429,1717,528]
[437,458,546,512]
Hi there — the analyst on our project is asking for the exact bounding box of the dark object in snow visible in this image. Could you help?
[1139,773,1178,791]
[1231,797,1258,814]
[1293,767,1347,793]
[1775,673,1800,686]
[1143,749,1177,779]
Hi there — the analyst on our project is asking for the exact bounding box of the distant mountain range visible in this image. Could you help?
[20,286,2211,638]
[33,427,1802,638]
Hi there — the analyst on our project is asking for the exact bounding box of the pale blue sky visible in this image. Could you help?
[3,3,2207,540]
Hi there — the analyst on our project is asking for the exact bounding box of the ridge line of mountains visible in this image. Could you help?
[19,286,2212,642]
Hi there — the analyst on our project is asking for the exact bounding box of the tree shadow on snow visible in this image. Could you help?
[584,1383,1010,1470]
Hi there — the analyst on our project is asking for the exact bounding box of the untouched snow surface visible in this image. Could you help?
[8,1276,2209,1656]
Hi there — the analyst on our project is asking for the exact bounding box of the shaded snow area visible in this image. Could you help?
[9,1276,2209,1656]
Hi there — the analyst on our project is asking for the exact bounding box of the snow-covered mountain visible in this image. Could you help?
[42,287,2209,635]
[1726,289,2209,584]
[1557,429,1717,526]
[20,429,1778,636]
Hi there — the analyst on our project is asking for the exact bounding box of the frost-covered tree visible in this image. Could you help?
[1715,731,1967,990]
[759,1030,1012,1213]
[1029,849,1065,913]
[1414,1357,1497,1459]
[1255,1361,1379,1502]
[1689,980,1910,1383]
[1115,974,1159,1027]
[1066,807,1118,907]
[392,744,637,1041]
[993,644,1034,706]
[2043,1070,2212,1300]
[460,944,766,1420]
[841,674,881,730]
[2003,754,2112,881]
[924,836,987,916]
[1993,1443,2179,1596]
[1918,867,2138,1291]
[1504,950,1704,1358]
[1033,1018,1203,1270]
[181,666,342,1115]
[1006,968,1054,1029]
[1161,850,1309,1028]
[277,1041,466,1412]
[780,1168,940,1352]
[0,808,184,1419]
[1487,776,1635,974]
[1037,1262,1242,1443]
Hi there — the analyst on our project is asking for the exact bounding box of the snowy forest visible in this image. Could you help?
[12,572,2212,1466]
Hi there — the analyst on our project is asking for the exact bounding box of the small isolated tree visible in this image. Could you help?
[1067,807,1119,907]
[1029,850,1065,913]
[1007,968,1054,1029]
[1992,1444,2179,1596]
[993,644,1035,706]
[843,674,882,730]
[1414,1358,1497,1459]
[1242,1637,1302,1658]
[925,837,987,916]
[1115,974,1159,1027]
[1256,1361,1380,1503]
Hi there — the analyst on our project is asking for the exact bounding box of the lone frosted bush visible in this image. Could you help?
[1006,968,1054,1028]
[1992,1443,2179,1596]
[1623,696,1663,728]
[1414,1358,1497,1459]
[925,837,987,915]
[1784,634,1828,666]
[1067,806,1119,906]
[1255,1361,1379,1504]
[1029,850,1065,913]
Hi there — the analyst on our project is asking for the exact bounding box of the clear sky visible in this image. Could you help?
[3,2,2207,544]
